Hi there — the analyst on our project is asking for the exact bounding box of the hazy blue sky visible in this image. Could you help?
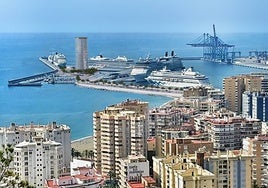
[0,0,267,33]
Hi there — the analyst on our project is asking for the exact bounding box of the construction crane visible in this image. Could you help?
[187,25,238,63]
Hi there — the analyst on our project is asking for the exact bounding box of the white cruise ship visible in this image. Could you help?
[89,54,134,63]
[47,52,67,68]
[130,66,149,82]
[145,67,210,88]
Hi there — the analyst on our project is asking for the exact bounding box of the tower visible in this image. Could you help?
[93,99,149,176]
[75,37,88,70]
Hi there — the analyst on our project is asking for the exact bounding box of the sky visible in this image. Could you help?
[0,0,267,33]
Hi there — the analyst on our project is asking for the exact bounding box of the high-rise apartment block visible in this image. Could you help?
[14,137,63,188]
[204,150,253,188]
[209,116,261,150]
[0,122,71,172]
[223,73,268,114]
[242,91,268,121]
[75,37,88,70]
[93,99,149,176]
[194,110,261,150]
[149,106,197,137]
[243,135,268,187]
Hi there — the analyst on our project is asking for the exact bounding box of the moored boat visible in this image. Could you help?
[145,66,210,88]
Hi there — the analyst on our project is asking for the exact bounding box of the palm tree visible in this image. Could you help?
[88,150,94,160]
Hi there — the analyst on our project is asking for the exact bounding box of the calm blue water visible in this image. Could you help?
[0,33,267,139]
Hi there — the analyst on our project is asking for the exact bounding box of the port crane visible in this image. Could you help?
[187,25,240,63]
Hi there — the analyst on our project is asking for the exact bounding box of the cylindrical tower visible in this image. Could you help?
[75,37,88,70]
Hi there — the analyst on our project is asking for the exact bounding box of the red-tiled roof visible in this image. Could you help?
[59,176,72,180]
[142,176,156,183]
[74,174,94,181]
[127,182,145,188]
[46,180,59,188]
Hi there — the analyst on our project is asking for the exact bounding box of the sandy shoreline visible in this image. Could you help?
[71,136,94,152]
[76,82,183,98]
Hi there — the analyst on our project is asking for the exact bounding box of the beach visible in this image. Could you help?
[71,136,94,153]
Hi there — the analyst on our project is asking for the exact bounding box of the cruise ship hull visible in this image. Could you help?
[145,67,210,89]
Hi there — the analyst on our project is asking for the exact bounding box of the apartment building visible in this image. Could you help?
[208,116,261,150]
[223,73,268,114]
[93,99,149,176]
[149,107,191,137]
[171,97,222,113]
[153,155,215,188]
[14,137,63,188]
[194,111,261,150]
[0,122,71,172]
[118,155,149,188]
[164,138,213,156]
[243,135,268,187]
[204,150,253,188]
[242,91,268,121]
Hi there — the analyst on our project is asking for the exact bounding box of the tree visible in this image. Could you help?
[88,150,94,160]
[76,75,81,81]
[71,148,82,158]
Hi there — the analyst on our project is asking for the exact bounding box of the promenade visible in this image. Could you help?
[76,82,183,98]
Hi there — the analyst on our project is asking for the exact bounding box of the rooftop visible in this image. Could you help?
[127,181,145,188]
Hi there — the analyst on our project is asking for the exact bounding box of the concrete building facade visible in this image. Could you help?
[14,137,63,188]
[164,138,213,156]
[204,150,253,188]
[224,73,268,114]
[243,135,268,187]
[242,91,268,121]
[153,155,215,188]
[75,37,88,70]
[207,116,261,150]
[118,155,149,188]
[93,100,149,176]
[194,111,261,150]
[0,122,71,172]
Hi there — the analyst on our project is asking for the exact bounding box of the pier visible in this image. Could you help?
[8,70,57,87]
[39,57,59,70]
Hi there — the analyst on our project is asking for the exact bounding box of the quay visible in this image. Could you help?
[232,58,268,70]
[8,70,58,87]
[39,57,58,70]
[77,82,183,98]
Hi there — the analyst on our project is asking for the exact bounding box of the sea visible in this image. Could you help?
[1,32,268,140]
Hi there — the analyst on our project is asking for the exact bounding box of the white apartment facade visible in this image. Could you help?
[0,122,71,172]
[118,155,149,188]
[14,137,63,188]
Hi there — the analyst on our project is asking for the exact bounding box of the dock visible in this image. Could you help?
[39,57,59,70]
[233,58,268,70]
[8,70,57,87]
